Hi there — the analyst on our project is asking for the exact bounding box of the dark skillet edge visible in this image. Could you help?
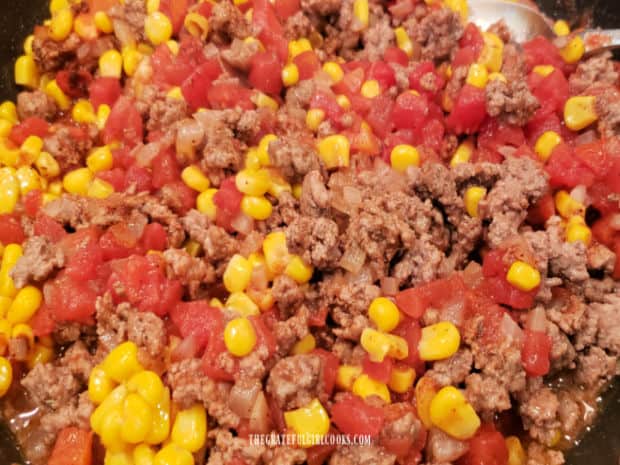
[0,1,619,464]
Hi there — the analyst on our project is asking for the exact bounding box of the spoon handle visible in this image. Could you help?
[580,29,620,55]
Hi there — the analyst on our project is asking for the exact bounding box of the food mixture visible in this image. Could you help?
[0,0,619,464]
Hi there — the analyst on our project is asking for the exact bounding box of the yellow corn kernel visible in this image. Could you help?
[292,183,302,200]
[166,86,183,100]
[336,94,351,109]
[49,0,71,14]
[566,220,591,245]
[11,323,34,350]
[134,444,156,465]
[50,8,74,41]
[0,320,10,355]
[560,36,585,64]
[506,436,526,465]
[284,399,330,447]
[534,131,562,162]
[368,297,401,333]
[121,46,142,77]
[553,20,570,37]
[394,27,414,57]
[241,195,273,221]
[181,165,210,193]
[488,72,507,83]
[16,166,42,195]
[154,444,193,465]
[263,231,290,275]
[86,146,113,173]
[184,12,210,41]
[416,376,438,428]
[288,38,312,59]
[0,168,19,216]
[361,79,381,99]
[126,370,165,407]
[223,254,253,293]
[94,11,114,33]
[360,328,409,362]
[257,134,276,165]
[533,65,555,77]
[74,13,99,40]
[464,186,486,218]
[224,317,257,357]
[430,386,481,440]
[105,449,134,465]
[0,244,22,298]
[164,39,179,56]
[145,387,170,445]
[450,139,474,167]
[0,356,12,397]
[63,167,93,195]
[322,62,344,83]
[284,255,314,284]
[0,120,13,138]
[479,32,504,73]
[282,63,299,87]
[71,99,96,124]
[90,383,127,434]
[253,92,279,111]
[0,101,17,124]
[102,341,144,383]
[390,144,420,172]
[121,392,154,444]
[353,0,369,29]
[317,134,350,169]
[336,365,361,391]
[88,178,114,199]
[15,55,39,89]
[0,142,20,168]
[42,193,59,204]
[27,343,54,369]
[506,261,541,292]
[45,79,71,110]
[196,188,217,220]
[245,148,262,171]
[268,174,292,198]
[145,11,173,45]
[0,297,11,319]
[226,291,260,317]
[292,334,316,355]
[306,108,325,132]
[23,35,35,56]
[418,321,461,361]
[146,0,160,14]
[352,374,391,403]
[554,190,585,218]
[7,286,42,325]
[171,404,207,452]
[243,36,264,51]
[389,365,416,394]
[235,168,271,196]
[89,365,116,405]
[466,63,489,88]
[20,135,44,162]
[184,239,202,258]
[99,49,123,78]
[564,95,598,131]
[444,0,468,21]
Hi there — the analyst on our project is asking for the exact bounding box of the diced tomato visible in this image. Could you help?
[452,46,477,68]
[447,85,487,134]
[253,0,288,62]
[96,169,125,192]
[333,68,365,98]
[525,112,562,146]
[181,58,223,110]
[349,126,381,156]
[362,354,393,383]
[103,97,143,147]
[528,69,568,118]
[89,77,121,109]
[592,215,620,247]
[250,52,283,96]
[574,140,611,178]
[213,177,243,232]
[9,117,49,146]
[22,189,42,217]
[140,223,168,252]
[545,142,595,189]
[63,230,104,282]
[384,46,409,67]
[274,0,300,20]
[170,300,223,349]
[309,91,344,122]
[56,69,93,99]
[368,61,397,90]
[45,272,99,324]
[33,213,67,242]
[395,275,467,319]
[88,0,117,12]
[459,23,484,58]
[527,193,555,225]
[251,314,277,356]
[477,119,526,159]
[393,318,425,374]
[151,150,180,189]
[331,393,385,437]
[294,51,321,81]
[48,427,93,465]
[202,325,236,381]
[392,91,429,131]
[419,118,445,152]
[480,250,537,310]
[521,329,552,377]
[208,83,254,110]
[29,303,55,337]
[124,165,153,193]
[523,36,564,72]
[409,61,445,97]
[152,37,207,88]
[459,424,508,465]
[308,307,328,327]
[158,0,189,34]
[312,348,338,396]
[0,214,25,244]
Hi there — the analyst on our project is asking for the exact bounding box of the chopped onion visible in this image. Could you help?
[575,130,597,146]
[609,213,620,231]
[127,212,147,239]
[501,313,524,344]
[170,335,200,362]
[112,19,136,46]
[526,306,547,332]
[389,0,415,18]
[427,428,469,463]
[440,299,465,327]
[134,142,161,167]
[570,185,588,205]
[380,277,399,296]
[249,391,271,434]
[176,119,205,160]
[462,262,483,289]
[343,186,362,206]
[339,244,367,273]
[250,265,269,291]
[497,145,517,157]
[231,212,255,235]
[229,382,261,419]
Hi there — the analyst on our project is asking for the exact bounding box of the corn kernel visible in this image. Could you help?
[464,186,486,218]
[146,0,160,14]
[533,65,555,77]
[263,231,290,275]
[0,244,22,298]
[553,20,570,37]
[554,190,585,218]
[171,403,207,453]
[284,255,314,284]
[105,449,134,465]
[166,86,183,100]
[126,370,165,406]
[87,146,113,173]
[317,134,350,169]
[74,13,99,40]
[336,364,362,390]
[145,11,173,45]
[564,95,598,131]
[71,99,96,124]
[19,136,43,164]
[0,356,12,398]
[253,92,279,111]
[506,260,541,292]
[0,141,19,167]
[430,386,481,440]
[282,63,299,87]
[444,0,468,21]
[322,62,344,83]
[226,291,260,317]
[145,387,170,445]
[122,46,143,77]
[0,101,17,124]
[102,341,144,383]
[534,131,562,161]
[288,38,312,59]
[134,444,156,465]
[360,328,408,362]
[418,321,461,361]
[23,34,35,57]
[352,374,391,403]
[353,0,369,29]
[153,444,194,465]
[241,195,273,221]
[50,8,74,41]
[63,167,93,195]
[292,334,316,355]
[450,139,474,167]
[89,365,116,405]
[284,399,330,447]
[0,297,11,319]
[94,11,114,33]
[292,183,302,200]
[488,72,507,83]
[223,254,253,293]
[165,40,179,56]
[15,166,41,195]
[388,365,416,393]
[0,168,19,216]
[336,94,351,109]
[99,49,123,78]
[306,108,325,131]
[27,343,54,369]
[390,144,420,172]
[88,178,114,199]
[0,120,13,138]
[361,79,381,99]
[90,383,127,434]
[0,320,9,356]
[121,392,154,443]
[7,286,42,325]
[416,376,438,428]
[236,168,271,196]
[560,36,585,64]
[268,174,292,198]
[45,79,71,110]
[566,220,591,245]
[479,32,504,73]
[184,12,210,41]
[181,165,210,192]
[466,63,489,88]
[506,436,526,465]
[14,55,39,88]
[196,188,217,220]
[224,317,257,357]
[394,27,414,57]
[368,297,401,332]
[97,103,111,128]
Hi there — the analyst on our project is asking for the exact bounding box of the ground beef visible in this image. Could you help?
[198,109,244,172]
[587,243,616,273]
[427,349,473,387]
[266,354,324,409]
[44,125,94,172]
[329,446,396,465]
[487,20,511,43]
[267,135,321,182]
[286,216,341,269]
[575,346,617,387]
[32,32,81,73]
[22,363,80,411]
[108,0,146,43]
[577,294,620,354]
[61,341,95,383]
[299,170,330,217]
[16,90,57,121]
[485,79,540,126]
[206,429,265,465]
[415,9,463,61]
[221,38,260,72]
[10,236,65,289]
[569,52,618,95]
[262,447,307,465]
[425,428,470,463]
[519,383,561,444]
[500,43,527,82]
[209,0,251,44]
[272,306,311,353]
[272,275,305,312]
[163,248,215,298]
[360,7,393,61]
[146,96,188,133]
[526,442,565,465]
[301,0,340,16]
[127,311,166,362]
[595,85,620,138]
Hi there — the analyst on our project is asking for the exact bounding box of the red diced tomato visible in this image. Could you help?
[362,355,393,383]
[33,213,67,242]
[97,169,126,192]
[213,177,243,231]
[158,0,189,34]
[250,52,283,96]
[525,112,562,146]
[0,214,25,244]
[393,318,425,374]
[528,69,568,117]
[274,0,300,20]
[56,69,92,99]
[89,77,121,109]
[152,37,207,88]
[332,68,365,96]
[592,215,620,247]
[170,300,223,349]
[409,61,445,97]
[545,143,595,189]
[140,223,168,252]
[48,427,93,465]
[459,23,484,58]
[452,47,477,68]
[459,424,508,465]
[181,58,223,110]
[251,314,277,356]
[419,118,445,152]
[151,150,181,189]
[368,61,397,90]
[253,0,288,62]
[63,231,104,282]
[124,165,153,193]
[396,275,467,319]
[22,189,43,217]
[523,36,564,72]
[526,193,555,225]
[447,84,487,134]
[45,272,99,324]
[103,97,143,147]
[392,91,429,131]
[9,117,49,146]
[384,46,409,67]
[294,51,321,81]
[312,348,339,396]
[331,393,385,437]
[574,140,611,178]
[208,83,255,110]
[521,329,552,377]
[29,303,55,337]
[309,91,344,122]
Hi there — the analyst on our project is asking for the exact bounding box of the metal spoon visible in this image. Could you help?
[468,0,620,55]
